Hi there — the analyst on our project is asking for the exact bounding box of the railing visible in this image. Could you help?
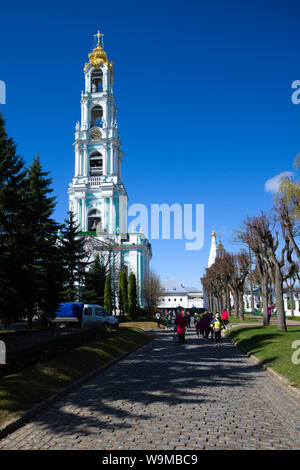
[88,176,119,186]
[89,176,104,186]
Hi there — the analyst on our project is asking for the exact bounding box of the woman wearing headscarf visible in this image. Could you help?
[175,310,187,344]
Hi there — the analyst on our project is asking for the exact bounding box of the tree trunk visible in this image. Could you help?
[233,290,239,318]
[261,278,269,326]
[255,253,268,325]
[289,285,295,317]
[226,287,231,315]
[238,290,244,320]
[218,296,222,314]
[274,266,287,332]
[249,247,255,312]
[213,297,217,314]
[208,294,212,312]
[267,285,272,306]
[285,224,300,266]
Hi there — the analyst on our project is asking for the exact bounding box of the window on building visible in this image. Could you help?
[89,152,103,176]
[90,105,103,128]
[88,208,102,232]
[91,70,103,93]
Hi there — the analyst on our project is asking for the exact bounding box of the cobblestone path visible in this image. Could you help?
[0,329,300,450]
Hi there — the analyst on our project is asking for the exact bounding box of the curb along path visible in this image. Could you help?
[0,328,299,450]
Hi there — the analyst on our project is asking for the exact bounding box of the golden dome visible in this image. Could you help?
[84,30,114,73]
[217,239,224,250]
[211,231,216,237]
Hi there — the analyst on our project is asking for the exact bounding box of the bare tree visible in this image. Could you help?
[202,262,224,314]
[223,252,249,320]
[201,251,248,319]
[284,262,299,318]
[235,219,270,325]
[142,270,164,319]
[83,236,122,313]
[242,212,295,332]
[201,271,214,312]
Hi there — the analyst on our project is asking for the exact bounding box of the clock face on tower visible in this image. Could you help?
[90,128,102,140]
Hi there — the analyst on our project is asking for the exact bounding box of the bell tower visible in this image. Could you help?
[68,30,127,235]
[67,30,152,307]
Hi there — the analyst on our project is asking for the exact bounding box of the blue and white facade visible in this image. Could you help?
[68,31,152,306]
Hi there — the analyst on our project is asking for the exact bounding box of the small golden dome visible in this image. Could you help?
[84,30,113,73]
[217,239,224,250]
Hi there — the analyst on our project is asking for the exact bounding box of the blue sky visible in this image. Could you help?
[1,0,300,288]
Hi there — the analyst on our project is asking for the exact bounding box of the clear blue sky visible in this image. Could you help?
[1,0,300,288]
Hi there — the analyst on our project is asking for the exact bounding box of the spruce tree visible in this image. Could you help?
[25,156,64,325]
[118,269,128,317]
[0,112,28,323]
[128,272,138,321]
[104,274,113,314]
[83,253,106,304]
[60,211,87,301]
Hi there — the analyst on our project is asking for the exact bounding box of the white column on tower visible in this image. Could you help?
[119,196,123,234]
[103,67,108,93]
[83,100,88,129]
[75,147,79,176]
[82,198,87,231]
[83,147,87,176]
[75,198,80,226]
[81,102,84,129]
[110,195,114,233]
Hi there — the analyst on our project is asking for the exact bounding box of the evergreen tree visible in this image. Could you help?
[118,269,128,317]
[104,274,113,314]
[83,253,106,304]
[60,211,87,301]
[128,272,138,321]
[0,112,28,323]
[24,156,64,325]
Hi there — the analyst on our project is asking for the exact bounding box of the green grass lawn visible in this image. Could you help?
[0,326,150,427]
[226,325,300,389]
[227,316,261,324]
[119,320,165,330]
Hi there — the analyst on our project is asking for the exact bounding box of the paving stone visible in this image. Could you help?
[0,329,299,450]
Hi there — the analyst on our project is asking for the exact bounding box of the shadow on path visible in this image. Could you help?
[16,327,272,438]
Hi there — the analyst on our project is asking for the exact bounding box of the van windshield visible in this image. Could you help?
[95,308,104,316]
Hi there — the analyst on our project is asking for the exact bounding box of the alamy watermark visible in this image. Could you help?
[0,340,6,365]
[0,80,6,104]
[291,340,300,365]
[291,80,300,104]
[127,203,204,251]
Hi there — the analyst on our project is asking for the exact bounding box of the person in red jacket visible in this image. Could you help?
[222,310,229,326]
[175,311,187,344]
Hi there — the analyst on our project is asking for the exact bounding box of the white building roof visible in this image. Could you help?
[161,278,202,295]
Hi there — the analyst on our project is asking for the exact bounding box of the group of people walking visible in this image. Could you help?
[156,309,229,345]
[194,310,229,344]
